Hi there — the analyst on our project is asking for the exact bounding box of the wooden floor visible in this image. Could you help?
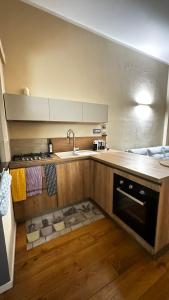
[1,217,169,300]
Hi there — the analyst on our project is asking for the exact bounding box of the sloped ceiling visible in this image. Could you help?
[22,0,169,64]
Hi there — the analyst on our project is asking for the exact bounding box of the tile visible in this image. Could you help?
[40,225,53,237]
[93,214,105,221]
[64,215,77,227]
[64,212,86,227]
[53,210,64,219]
[62,206,72,213]
[83,201,94,208]
[63,206,77,216]
[82,200,91,205]
[74,203,84,210]
[59,227,71,236]
[31,216,43,229]
[53,221,65,232]
[71,222,83,231]
[74,212,86,223]
[27,243,33,250]
[27,230,40,243]
[32,237,46,248]
[93,207,103,215]
[82,219,91,226]
[46,232,60,241]
[25,220,32,233]
[90,217,96,223]
[83,212,95,220]
[41,213,54,224]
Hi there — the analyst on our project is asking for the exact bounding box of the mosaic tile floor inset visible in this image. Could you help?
[26,201,105,250]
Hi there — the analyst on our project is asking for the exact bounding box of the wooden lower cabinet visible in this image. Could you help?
[13,160,91,221]
[57,160,91,208]
[14,191,57,222]
[92,161,113,215]
[13,170,58,222]
[13,159,113,222]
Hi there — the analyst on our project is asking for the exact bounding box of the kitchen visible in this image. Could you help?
[1,0,169,299]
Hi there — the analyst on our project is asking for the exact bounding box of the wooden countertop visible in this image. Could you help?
[92,150,169,184]
[9,150,169,184]
[9,154,91,169]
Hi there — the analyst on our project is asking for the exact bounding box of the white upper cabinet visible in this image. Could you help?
[4,94,50,121]
[83,102,108,123]
[49,99,83,122]
[4,94,108,123]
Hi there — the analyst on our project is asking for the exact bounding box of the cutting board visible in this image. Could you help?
[160,160,169,167]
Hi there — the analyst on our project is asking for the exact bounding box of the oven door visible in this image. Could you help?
[114,187,148,242]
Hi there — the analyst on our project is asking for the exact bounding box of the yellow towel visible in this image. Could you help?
[10,168,26,202]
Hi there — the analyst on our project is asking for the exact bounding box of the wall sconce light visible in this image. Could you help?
[134,104,152,120]
[135,89,153,105]
[134,88,153,120]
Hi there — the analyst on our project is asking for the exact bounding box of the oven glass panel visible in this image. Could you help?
[114,189,147,236]
[113,174,159,246]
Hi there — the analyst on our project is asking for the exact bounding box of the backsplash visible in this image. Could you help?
[10,139,48,157]
[51,136,106,152]
[10,136,106,157]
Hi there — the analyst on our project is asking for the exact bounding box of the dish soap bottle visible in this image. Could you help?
[48,139,53,154]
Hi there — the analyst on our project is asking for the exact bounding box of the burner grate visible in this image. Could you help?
[12,152,51,161]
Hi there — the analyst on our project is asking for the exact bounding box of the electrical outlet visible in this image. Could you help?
[93,129,101,134]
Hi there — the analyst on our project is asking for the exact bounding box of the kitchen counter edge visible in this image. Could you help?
[9,150,169,184]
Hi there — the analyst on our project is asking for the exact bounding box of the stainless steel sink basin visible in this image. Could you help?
[55,150,98,159]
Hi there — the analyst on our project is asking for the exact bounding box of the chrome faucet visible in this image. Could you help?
[67,129,76,152]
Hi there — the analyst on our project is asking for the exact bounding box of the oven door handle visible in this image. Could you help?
[116,187,146,206]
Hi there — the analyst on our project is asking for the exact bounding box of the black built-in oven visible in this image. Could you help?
[113,174,159,246]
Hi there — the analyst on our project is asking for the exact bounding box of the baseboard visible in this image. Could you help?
[0,222,16,294]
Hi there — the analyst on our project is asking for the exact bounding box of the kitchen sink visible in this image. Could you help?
[55,150,98,159]
[55,151,78,159]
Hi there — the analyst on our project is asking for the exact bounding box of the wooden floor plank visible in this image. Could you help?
[89,254,166,300]
[140,272,169,300]
[1,217,169,300]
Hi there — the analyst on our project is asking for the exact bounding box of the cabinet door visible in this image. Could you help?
[49,99,83,122]
[83,103,108,123]
[92,161,113,215]
[57,160,91,208]
[13,191,58,222]
[4,94,50,121]
[13,175,58,222]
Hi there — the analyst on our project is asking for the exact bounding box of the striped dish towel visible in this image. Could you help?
[44,164,57,196]
[26,166,42,197]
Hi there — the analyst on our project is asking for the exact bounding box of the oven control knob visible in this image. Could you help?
[139,190,145,195]
[120,180,124,185]
[129,184,133,189]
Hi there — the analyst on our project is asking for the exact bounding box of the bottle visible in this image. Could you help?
[48,139,53,154]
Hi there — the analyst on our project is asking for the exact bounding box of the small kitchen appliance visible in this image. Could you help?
[93,140,106,151]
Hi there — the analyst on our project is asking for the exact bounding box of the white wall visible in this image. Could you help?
[0,0,168,150]
[0,46,11,162]
[0,42,15,293]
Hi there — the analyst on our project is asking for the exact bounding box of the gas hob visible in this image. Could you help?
[12,152,51,162]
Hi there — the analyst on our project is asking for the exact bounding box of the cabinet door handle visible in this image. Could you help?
[116,187,146,206]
